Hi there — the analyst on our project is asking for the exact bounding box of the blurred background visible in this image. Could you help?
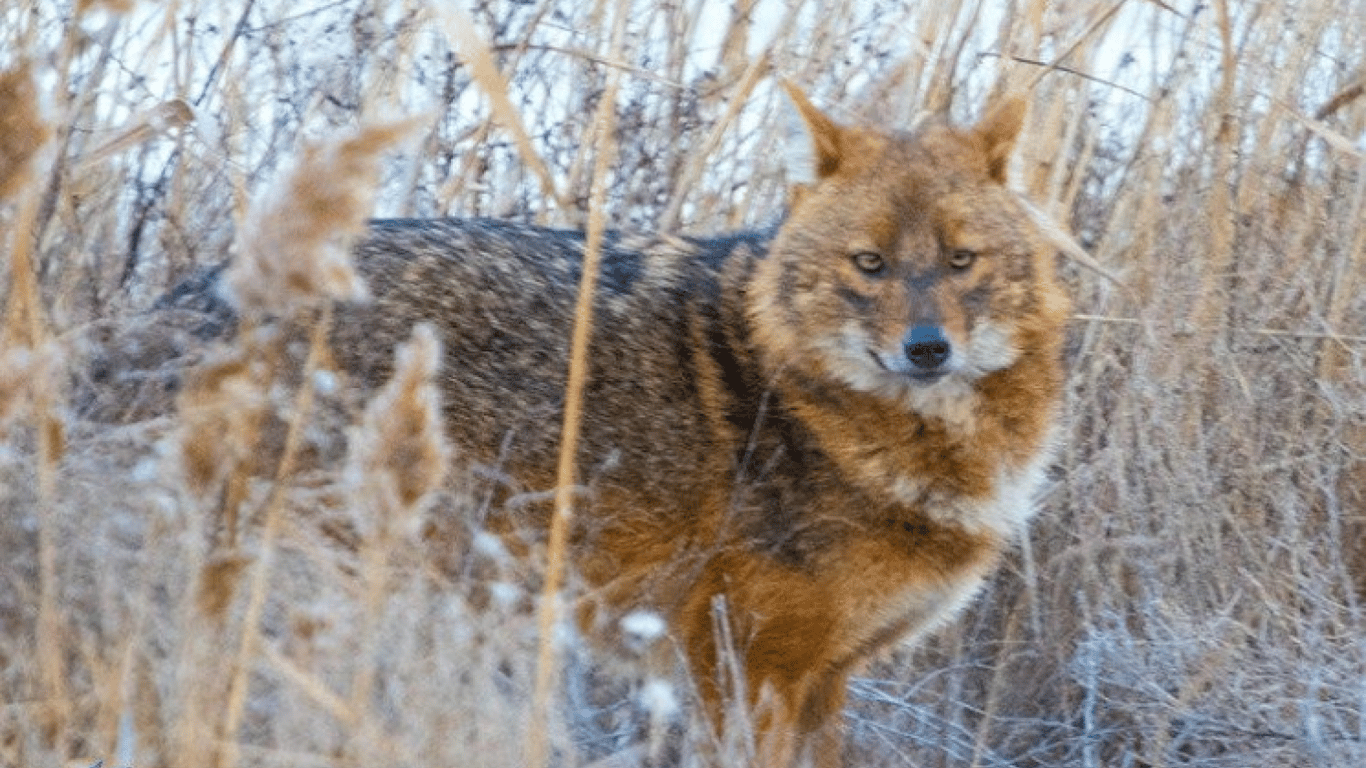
[1,1,1364,766]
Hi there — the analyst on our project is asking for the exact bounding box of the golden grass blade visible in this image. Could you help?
[432,4,566,216]
[1275,97,1366,160]
[1314,80,1365,121]
[1072,314,1366,344]
[526,1,630,766]
[1192,0,1239,356]
[659,53,772,230]
[1024,0,1130,92]
[1018,197,1124,287]
[75,99,195,170]
[261,642,355,726]
[217,306,333,768]
[0,61,65,745]
[658,0,805,231]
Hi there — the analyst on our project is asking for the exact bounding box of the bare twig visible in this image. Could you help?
[434,5,567,216]
[1072,314,1366,343]
[980,52,1153,101]
[526,1,631,766]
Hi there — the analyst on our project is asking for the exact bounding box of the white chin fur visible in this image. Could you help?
[820,321,1020,431]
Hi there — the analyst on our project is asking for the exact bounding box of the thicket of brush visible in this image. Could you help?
[2,1,1363,766]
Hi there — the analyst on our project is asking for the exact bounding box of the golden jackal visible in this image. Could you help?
[328,84,1070,766]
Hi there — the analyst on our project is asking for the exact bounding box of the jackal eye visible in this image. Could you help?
[850,251,886,275]
[947,249,977,269]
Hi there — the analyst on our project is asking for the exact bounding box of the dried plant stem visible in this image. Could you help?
[680,65,776,225]
[3,186,44,348]
[1183,0,1240,443]
[1197,0,1238,341]
[435,5,566,216]
[658,12,789,231]
[216,306,333,768]
[989,54,1152,101]
[261,642,352,723]
[1024,0,1128,92]
[3,158,68,744]
[525,2,629,767]
[34,394,65,745]
[1316,184,1366,379]
[491,42,688,88]
[1072,314,1366,344]
[1315,79,1365,121]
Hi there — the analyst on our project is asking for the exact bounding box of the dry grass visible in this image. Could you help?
[2,1,1364,767]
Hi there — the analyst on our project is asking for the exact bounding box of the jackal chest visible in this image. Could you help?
[817,503,1004,661]
[809,453,1052,658]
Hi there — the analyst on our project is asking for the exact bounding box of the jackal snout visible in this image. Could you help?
[866,297,1021,392]
[903,324,951,377]
[874,316,968,383]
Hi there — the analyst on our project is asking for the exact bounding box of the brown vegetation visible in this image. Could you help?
[1,1,1363,767]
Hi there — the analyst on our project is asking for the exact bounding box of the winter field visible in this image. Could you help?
[1,0,1364,766]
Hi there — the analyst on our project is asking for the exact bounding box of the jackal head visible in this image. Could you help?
[751,83,1069,420]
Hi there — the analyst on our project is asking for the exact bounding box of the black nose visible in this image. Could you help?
[904,325,950,370]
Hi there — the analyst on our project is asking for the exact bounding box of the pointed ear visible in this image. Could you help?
[974,95,1026,183]
[780,80,844,185]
